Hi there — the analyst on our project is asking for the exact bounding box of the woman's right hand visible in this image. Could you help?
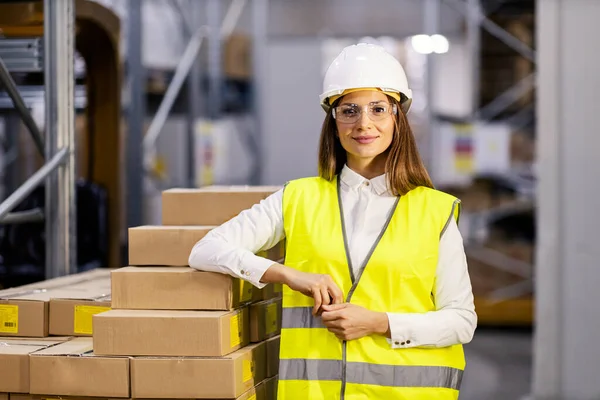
[261,263,344,316]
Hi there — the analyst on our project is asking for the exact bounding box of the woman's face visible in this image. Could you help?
[334,90,396,166]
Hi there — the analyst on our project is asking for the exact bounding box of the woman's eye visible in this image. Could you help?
[342,108,357,115]
[373,106,386,114]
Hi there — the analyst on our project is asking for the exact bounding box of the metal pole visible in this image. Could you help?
[423,0,440,170]
[251,0,268,185]
[186,0,202,188]
[207,0,222,119]
[0,56,45,156]
[0,147,67,220]
[0,208,45,224]
[127,0,145,228]
[44,0,76,278]
[477,73,535,121]
[466,0,481,118]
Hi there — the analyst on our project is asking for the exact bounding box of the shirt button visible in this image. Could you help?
[394,341,400,345]
[240,269,245,275]
[406,340,411,344]
[364,181,370,186]
[401,342,406,346]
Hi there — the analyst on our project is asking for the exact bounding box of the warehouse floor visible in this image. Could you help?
[460,328,533,400]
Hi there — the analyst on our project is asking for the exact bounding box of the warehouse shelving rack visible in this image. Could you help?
[0,0,123,279]
[0,0,76,280]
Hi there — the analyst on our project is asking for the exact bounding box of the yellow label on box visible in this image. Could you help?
[243,359,255,382]
[0,304,18,334]
[230,312,242,347]
[265,302,278,335]
[248,394,257,400]
[74,305,111,335]
[239,279,253,303]
[273,283,282,294]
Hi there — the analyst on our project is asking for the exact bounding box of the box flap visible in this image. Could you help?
[0,338,65,355]
[115,266,191,274]
[97,309,231,319]
[32,337,93,356]
[165,186,282,193]
[129,225,215,231]
[0,269,110,302]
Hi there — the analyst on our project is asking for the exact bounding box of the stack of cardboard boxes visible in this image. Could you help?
[0,268,115,399]
[94,185,284,400]
[0,185,284,400]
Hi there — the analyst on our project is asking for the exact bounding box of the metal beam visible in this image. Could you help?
[143,26,208,167]
[0,208,45,224]
[126,0,145,229]
[444,0,536,62]
[44,0,76,278]
[0,56,45,156]
[466,0,481,118]
[423,0,440,170]
[0,147,67,221]
[143,0,247,171]
[207,0,223,119]
[476,72,535,120]
[186,0,202,188]
[251,0,268,185]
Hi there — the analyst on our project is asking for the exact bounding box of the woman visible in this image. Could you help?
[189,43,476,400]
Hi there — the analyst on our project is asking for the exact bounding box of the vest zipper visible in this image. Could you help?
[340,341,347,400]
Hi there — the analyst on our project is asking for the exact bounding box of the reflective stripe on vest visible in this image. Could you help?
[279,177,465,400]
[280,358,463,390]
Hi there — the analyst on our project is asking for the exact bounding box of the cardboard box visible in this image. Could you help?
[48,276,111,336]
[128,226,214,266]
[111,267,254,311]
[5,269,110,292]
[224,32,252,80]
[30,338,129,398]
[264,376,278,400]
[0,394,7,400]
[250,298,282,343]
[0,269,110,337]
[49,297,111,336]
[161,186,282,226]
[0,337,69,393]
[130,341,266,399]
[252,283,283,303]
[266,335,280,378]
[9,396,32,400]
[30,398,115,400]
[93,308,249,357]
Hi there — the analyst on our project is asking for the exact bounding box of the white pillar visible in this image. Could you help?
[533,0,600,399]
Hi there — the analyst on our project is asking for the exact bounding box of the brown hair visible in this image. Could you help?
[317,96,434,196]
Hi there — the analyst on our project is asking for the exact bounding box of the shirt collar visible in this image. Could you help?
[339,164,391,196]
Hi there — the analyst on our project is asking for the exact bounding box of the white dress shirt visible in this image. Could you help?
[189,165,477,349]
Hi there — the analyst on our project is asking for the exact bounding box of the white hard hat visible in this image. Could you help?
[320,43,413,113]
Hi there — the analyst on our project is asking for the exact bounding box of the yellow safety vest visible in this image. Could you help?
[278,176,465,400]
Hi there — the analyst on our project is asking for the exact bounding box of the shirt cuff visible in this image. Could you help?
[238,252,278,289]
[385,312,422,349]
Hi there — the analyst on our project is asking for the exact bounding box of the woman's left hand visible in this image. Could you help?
[320,303,389,341]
